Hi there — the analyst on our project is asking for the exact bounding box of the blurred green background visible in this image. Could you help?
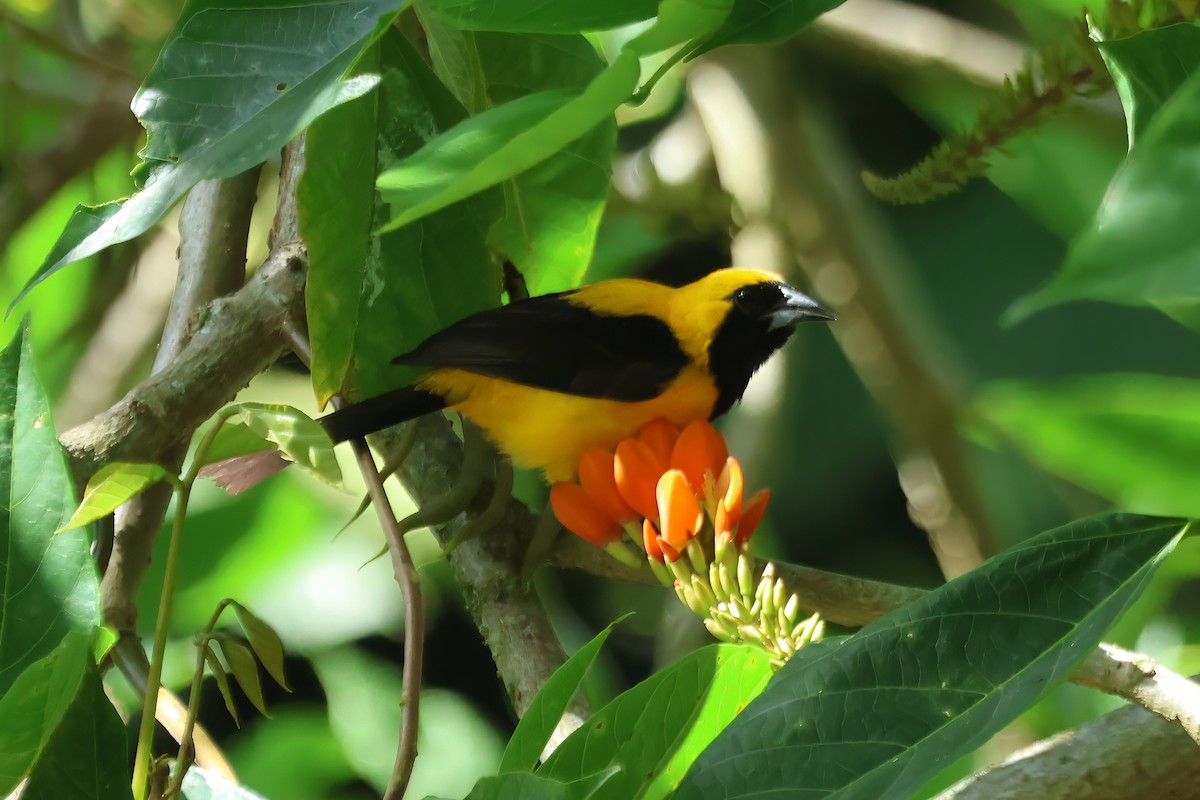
[3,0,1198,797]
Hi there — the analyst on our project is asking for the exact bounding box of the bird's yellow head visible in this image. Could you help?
[673,268,835,417]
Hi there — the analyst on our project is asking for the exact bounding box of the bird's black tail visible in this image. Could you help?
[320,387,447,443]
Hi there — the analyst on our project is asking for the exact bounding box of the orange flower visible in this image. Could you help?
[550,482,621,547]
[643,519,664,562]
[614,439,664,520]
[670,420,729,493]
[735,488,771,548]
[715,457,744,523]
[638,418,679,466]
[578,448,636,523]
[656,469,704,551]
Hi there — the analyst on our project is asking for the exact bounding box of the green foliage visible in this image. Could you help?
[206,403,343,489]
[1013,55,1200,323]
[0,325,98,696]
[690,0,849,54]
[973,374,1200,518]
[21,669,132,800]
[501,617,625,773]
[59,462,172,532]
[182,766,270,800]
[537,644,775,799]
[14,0,403,308]
[676,514,1183,799]
[418,0,659,33]
[459,770,618,800]
[1096,23,1200,144]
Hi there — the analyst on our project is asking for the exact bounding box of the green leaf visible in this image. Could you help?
[299,44,381,405]
[676,514,1184,800]
[205,645,241,727]
[181,765,269,800]
[463,769,619,800]
[12,0,400,308]
[343,30,503,397]
[539,644,774,799]
[210,403,343,489]
[689,0,846,55]
[22,668,131,800]
[501,618,624,773]
[0,631,90,796]
[231,602,290,691]
[972,374,1200,518]
[378,0,734,234]
[418,27,616,293]
[1010,66,1200,322]
[418,0,659,33]
[0,323,99,697]
[58,462,171,532]
[1096,23,1200,147]
[216,636,269,717]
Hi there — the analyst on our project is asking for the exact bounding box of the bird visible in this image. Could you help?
[321,268,834,482]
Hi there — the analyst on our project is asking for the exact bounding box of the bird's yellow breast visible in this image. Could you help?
[417,367,719,482]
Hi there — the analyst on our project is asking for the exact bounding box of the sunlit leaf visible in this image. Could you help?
[216,636,269,717]
[1096,23,1200,146]
[0,324,98,698]
[501,617,625,773]
[21,669,131,800]
[539,644,774,799]
[378,0,735,233]
[1011,66,1200,322]
[231,602,290,691]
[676,514,1183,800]
[205,646,241,727]
[0,631,90,796]
[58,462,171,532]
[13,0,402,308]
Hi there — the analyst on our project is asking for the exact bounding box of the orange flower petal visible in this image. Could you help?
[550,482,621,547]
[643,519,664,562]
[735,488,771,549]
[638,418,679,466]
[658,538,682,563]
[715,457,744,525]
[656,469,704,550]
[715,500,731,538]
[615,439,665,520]
[579,448,636,523]
[670,420,729,493]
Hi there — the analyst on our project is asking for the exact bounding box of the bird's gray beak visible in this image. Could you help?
[768,285,836,331]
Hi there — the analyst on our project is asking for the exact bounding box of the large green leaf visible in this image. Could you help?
[299,45,382,404]
[690,0,847,55]
[1011,66,1200,322]
[501,618,623,773]
[377,0,734,233]
[538,644,774,799]
[12,0,402,308]
[418,0,659,33]
[676,514,1183,800]
[1096,23,1200,146]
[0,631,90,796]
[420,27,617,293]
[0,324,98,697]
[972,374,1200,518]
[342,30,503,398]
[21,668,131,800]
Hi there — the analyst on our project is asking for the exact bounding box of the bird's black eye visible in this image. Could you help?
[731,283,783,316]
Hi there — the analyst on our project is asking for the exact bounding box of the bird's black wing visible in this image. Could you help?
[392,293,690,402]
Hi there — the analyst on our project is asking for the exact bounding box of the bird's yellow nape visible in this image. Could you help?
[683,268,784,301]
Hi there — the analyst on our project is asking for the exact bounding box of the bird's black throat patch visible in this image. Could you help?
[707,311,794,418]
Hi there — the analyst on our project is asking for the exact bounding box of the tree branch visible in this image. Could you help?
[102,171,260,634]
[935,678,1200,799]
[59,241,307,488]
[1074,643,1200,745]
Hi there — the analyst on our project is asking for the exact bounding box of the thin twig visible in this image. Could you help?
[284,326,425,799]
[1074,643,1200,745]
